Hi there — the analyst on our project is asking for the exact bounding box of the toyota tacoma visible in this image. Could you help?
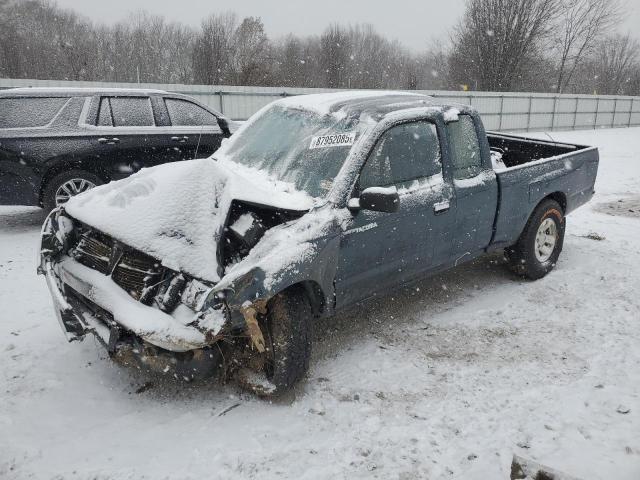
[39,91,599,395]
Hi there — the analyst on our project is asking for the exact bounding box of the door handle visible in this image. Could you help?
[434,200,450,214]
[98,137,120,145]
[171,136,189,143]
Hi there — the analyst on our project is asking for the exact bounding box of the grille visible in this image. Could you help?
[73,230,111,274]
[72,229,163,302]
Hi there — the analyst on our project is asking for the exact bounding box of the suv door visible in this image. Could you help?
[335,120,455,307]
[445,114,498,259]
[86,95,177,178]
[161,97,226,159]
[0,95,72,205]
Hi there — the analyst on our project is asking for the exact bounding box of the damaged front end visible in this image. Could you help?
[38,201,309,385]
[38,208,237,378]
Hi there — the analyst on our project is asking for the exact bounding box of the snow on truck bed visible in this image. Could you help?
[1,127,640,479]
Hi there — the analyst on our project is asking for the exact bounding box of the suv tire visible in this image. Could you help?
[42,170,103,211]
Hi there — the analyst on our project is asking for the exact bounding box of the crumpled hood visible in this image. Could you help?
[64,158,313,282]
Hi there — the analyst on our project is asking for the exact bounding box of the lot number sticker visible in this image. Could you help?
[309,132,356,149]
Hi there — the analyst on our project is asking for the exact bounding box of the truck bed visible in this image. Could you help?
[486,132,599,248]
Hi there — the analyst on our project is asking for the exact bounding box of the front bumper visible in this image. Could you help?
[43,255,222,352]
[44,260,225,378]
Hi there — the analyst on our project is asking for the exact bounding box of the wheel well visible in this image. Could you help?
[544,192,567,213]
[273,281,327,317]
[39,161,109,206]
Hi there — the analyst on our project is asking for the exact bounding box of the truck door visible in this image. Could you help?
[335,120,455,307]
[445,114,499,260]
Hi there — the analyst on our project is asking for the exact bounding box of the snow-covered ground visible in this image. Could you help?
[1,127,639,480]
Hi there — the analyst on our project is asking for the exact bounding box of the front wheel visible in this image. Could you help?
[506,199,565,280]
[238,288,313,396]
[265,288,313,394]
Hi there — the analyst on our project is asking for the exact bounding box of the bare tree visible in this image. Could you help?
[553,0,623,93]
[1,0,639,95]
[275,35,321,87]
[233,17,270,85]
[450,0,561,91]
[416,40,454,90]
[590,34,639,95]
[320,24,350,88]
[192,12,238,85]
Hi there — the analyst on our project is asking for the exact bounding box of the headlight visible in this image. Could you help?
[180,278,219,311]
[39,208,74,270]
[181,279,229,338]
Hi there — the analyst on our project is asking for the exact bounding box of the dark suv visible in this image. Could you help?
[0,87,235,210]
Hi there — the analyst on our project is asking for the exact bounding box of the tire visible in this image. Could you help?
[263,288,313,394]
[42,170,103,211]
[506,199,565,280]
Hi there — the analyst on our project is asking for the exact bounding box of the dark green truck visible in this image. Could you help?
[39,91,599,395]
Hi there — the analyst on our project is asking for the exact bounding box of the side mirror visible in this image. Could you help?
[350,186,400,213]
[216,116,232,136]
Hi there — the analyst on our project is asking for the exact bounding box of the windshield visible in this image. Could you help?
[219,104,368,198]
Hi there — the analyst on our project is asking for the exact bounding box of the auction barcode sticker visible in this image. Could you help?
[309,132,356,149]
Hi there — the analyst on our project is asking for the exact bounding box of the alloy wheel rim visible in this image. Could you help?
[534,217,557,263]
[54,178,96,206]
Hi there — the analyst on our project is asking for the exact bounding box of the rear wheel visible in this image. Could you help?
[506,199,565,280]
[42,170,102,211]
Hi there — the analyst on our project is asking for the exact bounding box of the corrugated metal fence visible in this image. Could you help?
[2,77,639,132]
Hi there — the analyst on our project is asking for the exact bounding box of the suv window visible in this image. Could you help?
[165,98,217,126]
[0,97,68,128]
[360,121,442,189]
[447,115,482,180]
[106,97,154,127]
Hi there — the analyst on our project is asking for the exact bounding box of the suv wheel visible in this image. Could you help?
[43,170,102,211]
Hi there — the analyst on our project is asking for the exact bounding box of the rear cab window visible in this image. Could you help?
[0,97,69,128]
[446,115,483,179]
[359,120,442,190]
[96,96,155,127]
[165,98,217,126]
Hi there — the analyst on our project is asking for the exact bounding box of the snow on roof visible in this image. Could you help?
[275,90,433,117]
[1,87,169,96]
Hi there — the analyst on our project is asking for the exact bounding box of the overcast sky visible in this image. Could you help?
[55,0,640,51]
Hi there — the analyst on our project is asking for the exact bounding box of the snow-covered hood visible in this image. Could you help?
[64,158,314,282]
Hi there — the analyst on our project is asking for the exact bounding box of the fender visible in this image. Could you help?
[217,223,342,317]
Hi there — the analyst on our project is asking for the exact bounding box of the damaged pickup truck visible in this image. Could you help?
[39,91,599,395]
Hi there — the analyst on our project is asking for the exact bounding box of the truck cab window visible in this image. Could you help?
[360,121,442,190]
[447,115,482,180]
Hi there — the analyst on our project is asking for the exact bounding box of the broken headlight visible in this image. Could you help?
[180,278,222,312]
[181,278,229,338]
[39,208,75,269]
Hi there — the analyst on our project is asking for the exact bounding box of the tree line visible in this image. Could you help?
[0,0,638,95]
